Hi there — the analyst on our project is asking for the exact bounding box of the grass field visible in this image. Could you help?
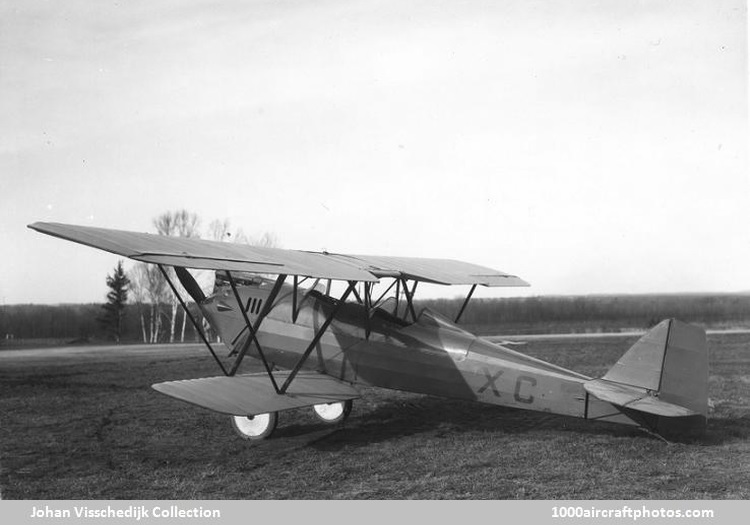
[1,333,748,500]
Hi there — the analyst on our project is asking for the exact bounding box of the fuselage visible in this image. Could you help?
[200,279,635,427]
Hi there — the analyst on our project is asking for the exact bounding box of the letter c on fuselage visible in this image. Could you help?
[513,375,537,404]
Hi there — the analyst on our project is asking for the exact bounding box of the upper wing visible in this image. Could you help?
[29,222,377,282]
[29,222,528,286]
[329,254,529,287]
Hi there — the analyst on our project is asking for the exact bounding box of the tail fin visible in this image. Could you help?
[585,319,708,438]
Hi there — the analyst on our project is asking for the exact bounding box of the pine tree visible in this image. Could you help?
[99,261,130,343]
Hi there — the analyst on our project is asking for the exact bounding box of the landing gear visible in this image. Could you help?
[313,400,353,424]
[231,412,278,440]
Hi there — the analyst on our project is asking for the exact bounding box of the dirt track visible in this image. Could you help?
[0,343,205,363]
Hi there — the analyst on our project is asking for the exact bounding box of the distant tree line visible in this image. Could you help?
[0,302,209,344]
[418,294,750,334]
[3,293,750,344]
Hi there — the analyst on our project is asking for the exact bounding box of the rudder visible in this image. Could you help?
[586,319,708,438]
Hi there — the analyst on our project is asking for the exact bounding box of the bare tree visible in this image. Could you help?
[207,218,280,247]
[207,218,250,244]
[255,231,279,248]
[153,209,201,240]
[128,264,149,343]
[128,262,169,343]
[201,218,280,342]
[129,211,279,345]
[153,210,202,343]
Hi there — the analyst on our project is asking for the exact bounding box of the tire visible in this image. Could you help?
[312,400,353,424]
[231,412,278,440]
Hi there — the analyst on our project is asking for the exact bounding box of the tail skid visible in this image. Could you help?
[584,319,708,438]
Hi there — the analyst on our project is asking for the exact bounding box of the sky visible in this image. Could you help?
[0,0,747,304]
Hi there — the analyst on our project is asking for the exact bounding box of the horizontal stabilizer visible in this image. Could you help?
[585,319,707,438]
[153,371,360,416]
[584,379,698,418]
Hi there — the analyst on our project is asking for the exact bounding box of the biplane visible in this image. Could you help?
[30,222,708,440]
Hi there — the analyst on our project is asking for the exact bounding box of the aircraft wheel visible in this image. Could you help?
[231,412,278,440]
[313,400,353,424]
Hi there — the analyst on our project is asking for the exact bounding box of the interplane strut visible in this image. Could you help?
[455,284,477,324]
[278,280,358,393]
[226,272,286,390]
[158,265,229,376]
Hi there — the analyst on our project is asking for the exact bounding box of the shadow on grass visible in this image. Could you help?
[263,395,750,452]
[290,395,636,451]
[703,416,750,443]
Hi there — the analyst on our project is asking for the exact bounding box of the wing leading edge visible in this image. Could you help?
[152,371,361,416]
[29,222,376,282]
[29,222,528,287]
